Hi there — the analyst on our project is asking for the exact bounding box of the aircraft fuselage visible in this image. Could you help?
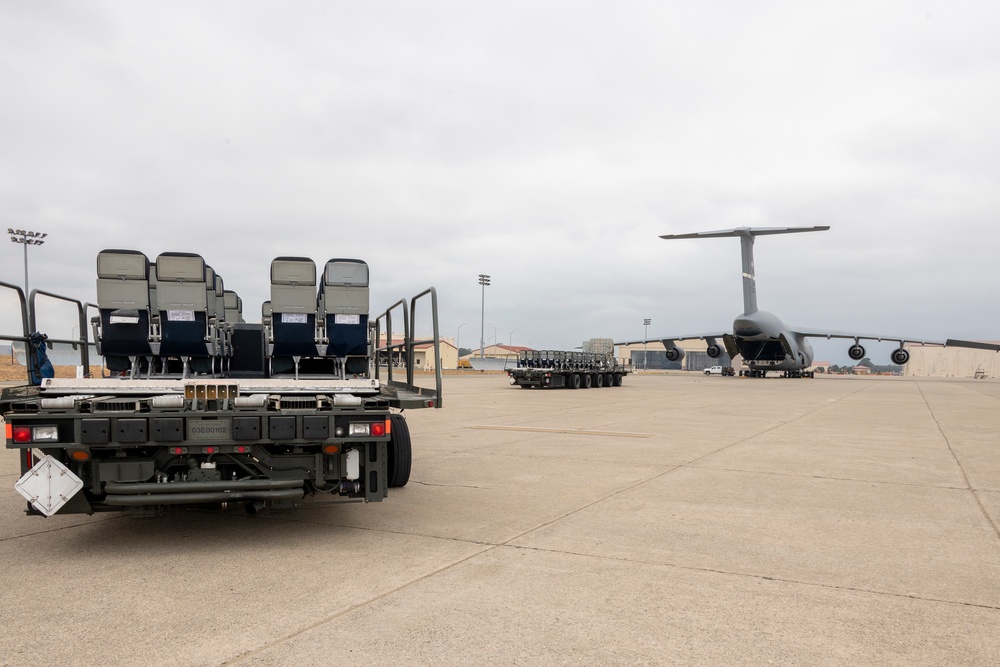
[731,309,815,371]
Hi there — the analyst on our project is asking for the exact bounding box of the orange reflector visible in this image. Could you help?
[69,450,91,461]
[385,419,391,435]
[323,444,341,455]
[4,423,11,441]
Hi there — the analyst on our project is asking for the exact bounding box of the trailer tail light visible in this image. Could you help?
[348,421,389,437]
[169,447,188,455]
[68,449,91,462]
[11,426,58,444]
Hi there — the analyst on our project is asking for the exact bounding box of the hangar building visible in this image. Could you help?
[902,343,1000,379]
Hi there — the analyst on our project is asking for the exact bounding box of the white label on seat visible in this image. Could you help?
[334,314,360,325]
[281,313,308,324]
[167,310,196,322]
[109,315,140,324]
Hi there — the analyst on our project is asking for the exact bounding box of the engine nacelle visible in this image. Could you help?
[890,348,910,365]
[665,346,685,363]
[706,344,722,359]
[848,343,866,361]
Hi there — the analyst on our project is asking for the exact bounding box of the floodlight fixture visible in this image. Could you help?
[8,228,47,296]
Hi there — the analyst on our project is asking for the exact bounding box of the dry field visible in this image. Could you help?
[0,354,102,383]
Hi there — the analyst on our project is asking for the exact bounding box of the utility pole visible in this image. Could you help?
[643,318,651,371]
[478,274,490,358]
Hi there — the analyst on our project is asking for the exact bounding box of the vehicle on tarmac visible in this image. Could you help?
[506,350,630,389]
[704,365,735,376]
[619,226,1000,378]
[1,250,441,517]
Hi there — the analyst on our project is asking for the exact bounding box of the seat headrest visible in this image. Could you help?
[97,249,149,280]
[155,252,206,282]
[324,258,369,287]
[271,257,316,285]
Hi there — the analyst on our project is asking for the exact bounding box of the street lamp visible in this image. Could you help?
[457,322,468,352]
[478,274,490,358]
[509,328,519,347]
[8,228,47,297]
[488,323,497,352]
[643,318,651,371]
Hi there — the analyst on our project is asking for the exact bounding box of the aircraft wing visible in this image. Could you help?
[790,328,1000,352]
[615,332,730,346]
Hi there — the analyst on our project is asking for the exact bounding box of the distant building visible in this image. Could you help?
[616,340,737,372]
[459,344,533,367]
[902,342,1000,379]
[379,336,459,371]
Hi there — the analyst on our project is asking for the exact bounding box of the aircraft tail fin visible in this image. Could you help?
[659,226,829,315]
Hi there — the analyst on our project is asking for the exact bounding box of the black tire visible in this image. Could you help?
[582,373,593,389]
[387,413,412,488]
[568,373,581,389]
[604,373,614,387]
[613,374,623,387]
[594,373,604,388]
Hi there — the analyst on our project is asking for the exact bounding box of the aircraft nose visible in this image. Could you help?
[733,317,761,337]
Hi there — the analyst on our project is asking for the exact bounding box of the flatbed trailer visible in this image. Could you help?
[506,350,630,389]
[1,251,441,517]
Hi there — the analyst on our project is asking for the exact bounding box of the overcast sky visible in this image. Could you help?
[2,1,998,364]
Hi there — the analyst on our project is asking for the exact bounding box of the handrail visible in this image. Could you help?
[408,287,442,408]
[0,280,35,382]
[373,297,409,387]
[29,289,91,371]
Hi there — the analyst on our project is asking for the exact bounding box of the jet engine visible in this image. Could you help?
[890,348,910,365]
[663,342,685,362]
[848,344,866,361]
[706,342,723,358]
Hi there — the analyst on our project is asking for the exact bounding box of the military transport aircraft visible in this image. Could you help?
[620,226,1000,377]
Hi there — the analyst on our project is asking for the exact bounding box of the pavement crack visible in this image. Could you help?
[916,382,1000,545]
[503,543,1000,612]
[687,464,970,491]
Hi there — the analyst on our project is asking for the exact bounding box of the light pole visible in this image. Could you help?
[509,329,518,347]
[478,274,490,357]
[457,322,467,352]
[8,228,47,296]
[643,318,651,371]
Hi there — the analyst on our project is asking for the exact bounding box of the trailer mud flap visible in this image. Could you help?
[15,455,85,517]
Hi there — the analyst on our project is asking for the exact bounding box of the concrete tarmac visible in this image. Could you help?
[1,373,999,666]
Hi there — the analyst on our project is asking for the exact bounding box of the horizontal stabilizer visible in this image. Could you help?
[659,226,830,240]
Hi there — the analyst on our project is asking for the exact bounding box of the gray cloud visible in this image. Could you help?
[2,1,998,363]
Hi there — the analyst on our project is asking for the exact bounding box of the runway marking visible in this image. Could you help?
[468,425,653,438]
